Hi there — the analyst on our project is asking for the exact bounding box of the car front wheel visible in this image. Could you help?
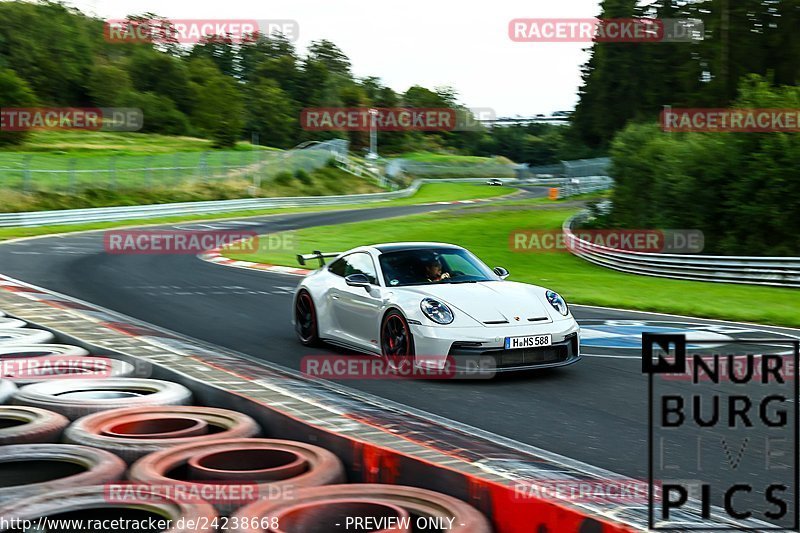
[380,310,414,368]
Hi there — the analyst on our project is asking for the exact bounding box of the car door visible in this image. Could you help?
[322,256,350,342]
[331,252,383,350]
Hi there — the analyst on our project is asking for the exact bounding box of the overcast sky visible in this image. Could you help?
[69,0,603,116]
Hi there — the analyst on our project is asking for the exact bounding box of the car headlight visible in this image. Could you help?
[546,290,569,316]
[420,298,454,324]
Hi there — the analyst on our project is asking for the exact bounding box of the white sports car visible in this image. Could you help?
[292,243,580,373]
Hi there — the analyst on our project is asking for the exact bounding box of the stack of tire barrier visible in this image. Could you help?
[0,308,493,532]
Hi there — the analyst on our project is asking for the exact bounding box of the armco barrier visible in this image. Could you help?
[0,176,613,228]
[0,273,640,532]
[564,213,800,287]
[0,182,421,228]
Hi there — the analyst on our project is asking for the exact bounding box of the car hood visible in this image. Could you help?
[401,281,553,325]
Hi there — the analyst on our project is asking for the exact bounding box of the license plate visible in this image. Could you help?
[505,334,552,349]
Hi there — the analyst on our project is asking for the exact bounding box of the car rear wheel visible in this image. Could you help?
[380,310,414,368]
[294,291,319,346]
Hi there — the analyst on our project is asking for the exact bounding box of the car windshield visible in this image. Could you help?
[378,248,497,287]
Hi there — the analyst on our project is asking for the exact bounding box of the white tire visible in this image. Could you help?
[0,406,70,444]
[0,329,56,346]
[0,444,126,505]
[13,378,193,420]
[0,317,26,329]
[0,379,17,404]
[0,344,90,359]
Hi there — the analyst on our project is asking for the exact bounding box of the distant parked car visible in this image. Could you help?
[486,178,503,186]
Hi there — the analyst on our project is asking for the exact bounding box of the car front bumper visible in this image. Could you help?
[409,319,581,374]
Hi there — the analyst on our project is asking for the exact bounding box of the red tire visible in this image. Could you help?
[12,378,193,420]
[230,484,493,532]
[0,485,217,533]
[0,406,69,444]
[129,438,345,512]
[0,444,126,505]
[65,406,261,463]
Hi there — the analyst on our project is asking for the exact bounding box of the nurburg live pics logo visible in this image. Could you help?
[643,332,800,530]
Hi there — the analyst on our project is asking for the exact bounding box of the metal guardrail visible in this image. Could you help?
[0,182,422,227]
[564,212,800,287]
[0,176,610,228]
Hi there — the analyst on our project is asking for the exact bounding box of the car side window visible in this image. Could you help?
[343,252,379,285]
[328,258,347,277]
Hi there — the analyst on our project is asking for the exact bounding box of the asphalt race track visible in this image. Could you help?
[2,188,798,502]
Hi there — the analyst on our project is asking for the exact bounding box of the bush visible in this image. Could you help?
[123,91,190,136]
[273,170,293,185]
[294,169,312,185]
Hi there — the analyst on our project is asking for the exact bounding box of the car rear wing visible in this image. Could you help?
[296,250,342,267]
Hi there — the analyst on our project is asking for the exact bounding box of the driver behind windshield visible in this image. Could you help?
[424,257,450,282]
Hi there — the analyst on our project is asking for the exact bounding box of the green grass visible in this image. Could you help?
[225,201,800,328]
[0,183,515,242]
[388,183,515,205]
[0,130,271,156]
[398,152,509,164]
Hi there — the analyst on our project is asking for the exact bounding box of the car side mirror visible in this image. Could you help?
[345,273,371,289]
[493,267,510,279]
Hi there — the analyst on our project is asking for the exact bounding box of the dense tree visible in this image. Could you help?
[307,40,351,77]
[86,64,133,107]
[0,0,583,158]
[128,49,194,113]
[572,0,800,149]
[0,68,38,146]
[188,35,238,79]
[188,59,244,148]
[607,76,800,255]
[244,79,297,148]
[0,1,96,105]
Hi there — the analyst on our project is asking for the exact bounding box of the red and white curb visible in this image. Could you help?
[200,248,312,276]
